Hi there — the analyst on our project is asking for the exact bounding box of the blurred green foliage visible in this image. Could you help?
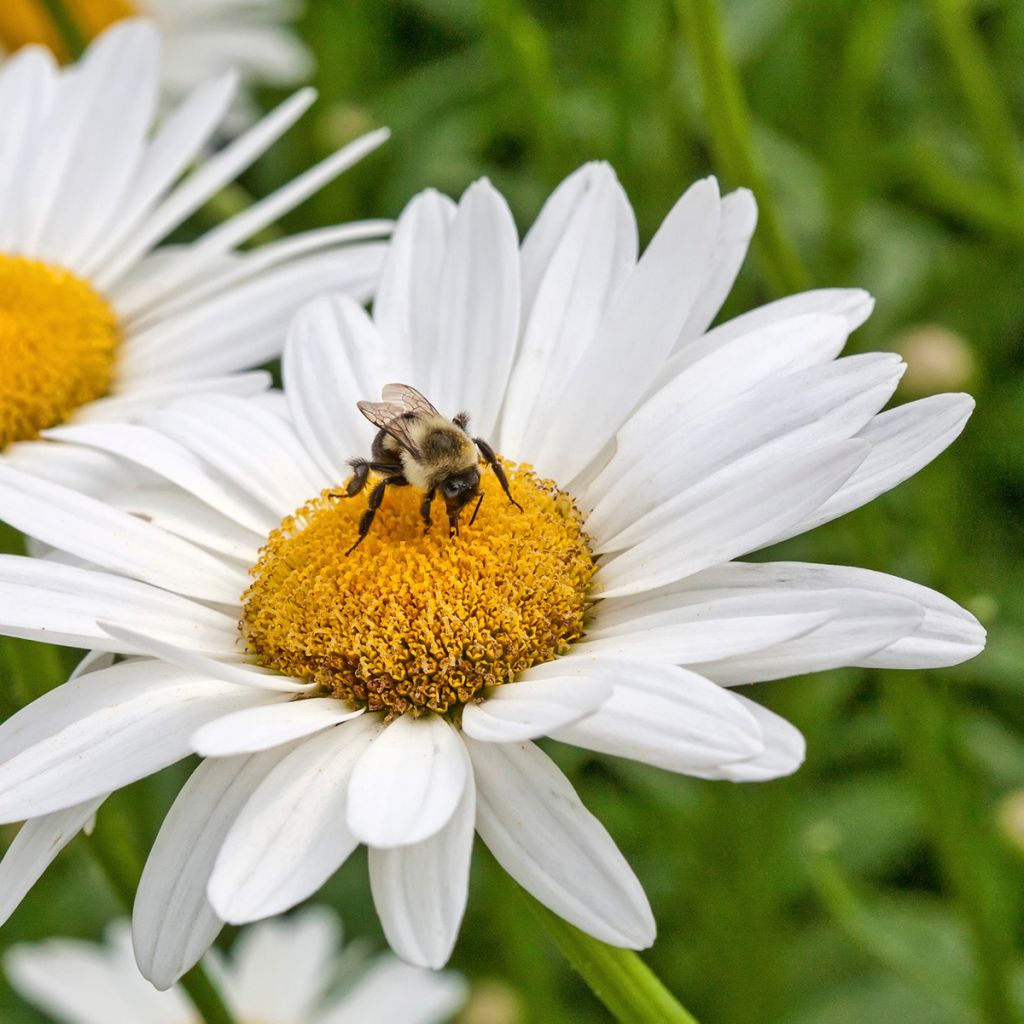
[3,0,1024,1021]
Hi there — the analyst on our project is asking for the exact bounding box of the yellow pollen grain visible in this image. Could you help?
[241,464,597,716]
[0,254,120,450]
[0,0,134,60]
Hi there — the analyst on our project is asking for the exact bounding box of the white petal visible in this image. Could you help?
[428,179,521,439]
[670,560,985,670]
[595,440,869,597]
[0,555,238,655]
[145,395,327,516]
[374,188,457,372]
[42,423,277,535]
[599,312,852,506]
[532,177,722,482]
[689,592,923,685]
[347,714,468,848]
[22,22,159,263]
[673,188,758,348]
[369,744,474,968]
[500,164,636,459]
[0,464,247,603]
[111,486,263,564]
[77,71,237,281]
[0,795,106,928]
[94,88,317,289]
[548,658,762,771]
[697,696,806,782]
[4,930,187,1024]
[312,957,468,1024]
[461,676,612,743]
[133,749,293,990]
[226,908,343,1023]
[587,352,903,547]
[467,738,655,948]
[773,393,975,543]
[283,294,393,481]
[98,622,312,693]
[571,608,833,664]
[192,699,363,757]
[0,661,271,822]
[209,715,381,923]
[131,129,388,303]
[680,287,875,367]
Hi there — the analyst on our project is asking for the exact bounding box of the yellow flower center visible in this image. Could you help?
[0,254,120,450]
[242,464,596,716]
[0,0,134,60]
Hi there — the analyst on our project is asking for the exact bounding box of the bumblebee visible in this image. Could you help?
[338,383,521,553]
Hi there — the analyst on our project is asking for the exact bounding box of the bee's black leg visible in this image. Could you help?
[474,437,523,511]
[346,479,389,555]
[469,491,485,526]
[453,412,470,430]
[420,487,436,533]
[339,458,371,498]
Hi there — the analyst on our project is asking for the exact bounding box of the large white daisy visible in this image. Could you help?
[0,18,387,491]
[0,165,984,985]
[5,908,466,1024]
[0,0,312,123]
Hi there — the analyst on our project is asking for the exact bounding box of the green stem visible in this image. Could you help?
[39,0,87,59]
[523,889,700,1024]
[86,798,238,1024]
[674,0,810,296]
[885,675,1018,1024]
[928,0,1024,197]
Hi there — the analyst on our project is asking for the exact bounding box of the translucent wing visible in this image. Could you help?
[380,383,441,418]
[357,384,443,459]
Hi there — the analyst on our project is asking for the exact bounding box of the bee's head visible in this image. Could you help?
[442,468,481,533]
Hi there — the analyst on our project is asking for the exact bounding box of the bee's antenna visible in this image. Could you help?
[469,492,485,527]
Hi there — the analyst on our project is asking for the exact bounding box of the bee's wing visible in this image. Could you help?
[381,383,442,418]
[357,399,424,459]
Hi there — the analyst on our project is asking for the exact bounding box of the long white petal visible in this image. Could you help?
[0,796,106,928]
[368,744,475,969]
[500,163,636,459]
[347,714,468,848]
[0,556,238,654]
[283,294,393,481]
[0,661,271,821]
[461,676,611,743]
[0,464,247,603]
[665,560,985,670]
[595,440,869,597]
[133,749,294,990]
[534,177,722,482]
[467,738,655,948]
[772,393,975,543]
[547,659,763,771]
[209,715,381,923]
[428,179,521,440]
[192,699,362,757]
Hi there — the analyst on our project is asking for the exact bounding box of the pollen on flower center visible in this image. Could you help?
[241,464,596,716]
[0,254,119,450]
[0,0,135,59]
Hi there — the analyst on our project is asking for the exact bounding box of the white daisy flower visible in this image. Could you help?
[0,18,388,492]
[0,0,312,122]
[5,908,467,1024]
[0,165,984,984]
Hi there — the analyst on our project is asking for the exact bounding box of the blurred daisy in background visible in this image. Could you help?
[4,908,467,1024]
[0,0,312,124]
[0,165,984,981]
[0,18,387,493]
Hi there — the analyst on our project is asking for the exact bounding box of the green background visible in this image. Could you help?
[2,0,1024,1021]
